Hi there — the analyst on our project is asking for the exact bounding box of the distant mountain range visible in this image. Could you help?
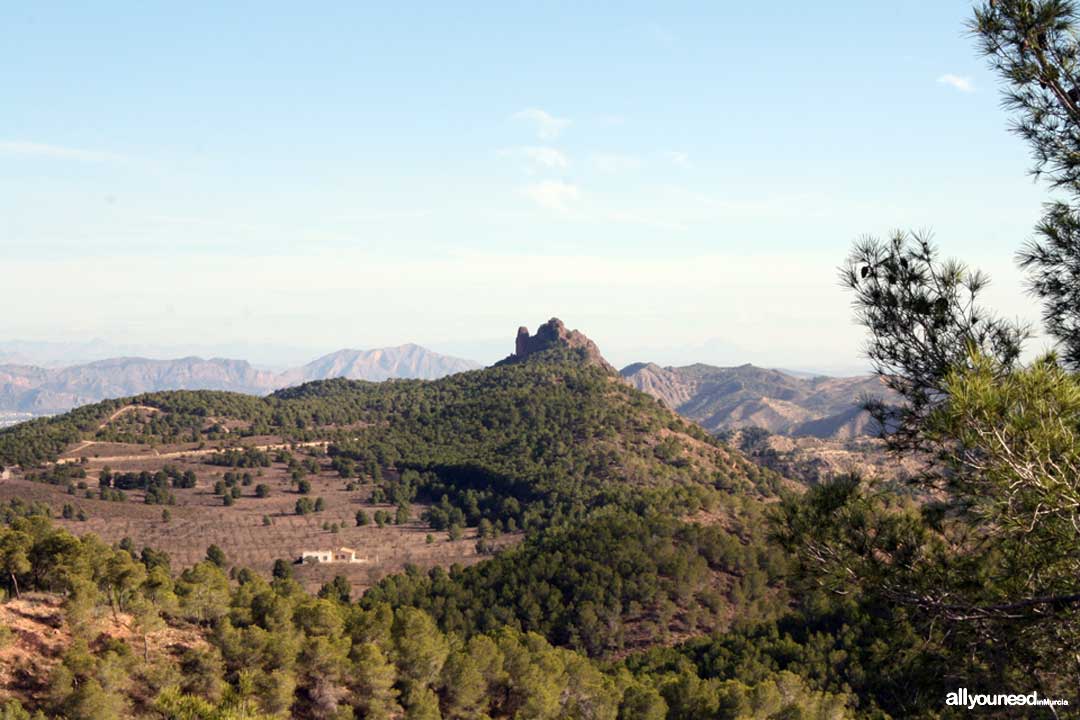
[0,344,480,414]
[0,320,893,442]
[621,362,895,440]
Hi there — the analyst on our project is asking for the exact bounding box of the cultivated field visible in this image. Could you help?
[2,429,515,596]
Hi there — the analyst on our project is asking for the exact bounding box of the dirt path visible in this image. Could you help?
[54,402,331,465]
[54,404,324,464]
[65,440,96,457]
[57,440,329,465]
[56,406,164,460]
[98,404,160,429]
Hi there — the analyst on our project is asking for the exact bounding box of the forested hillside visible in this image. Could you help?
[0,513,850,720]
[6,256,1073,718]
[12,0,1080,717]
[0,323,832,718]
[0,359,777,504]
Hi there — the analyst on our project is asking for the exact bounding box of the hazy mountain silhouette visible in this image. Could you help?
[0,345,479,414]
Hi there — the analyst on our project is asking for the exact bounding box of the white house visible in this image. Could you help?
[300,547,367,564]
[333,547,364,563]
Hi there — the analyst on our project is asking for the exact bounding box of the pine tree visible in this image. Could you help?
[392,608,449,691]
[350,643,401,720]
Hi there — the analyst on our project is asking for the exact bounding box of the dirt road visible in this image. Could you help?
[57,440,329,465]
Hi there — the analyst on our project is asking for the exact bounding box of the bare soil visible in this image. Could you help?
[3,442,519,596]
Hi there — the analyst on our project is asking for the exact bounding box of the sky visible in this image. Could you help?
[0,1,1056,372]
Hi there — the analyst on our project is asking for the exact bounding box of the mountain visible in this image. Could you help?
[0,319,796,717]
[790,403,880,440]
[0,319,779,614]
[0,357,276,414]
[621,361,893,439]
[496,317,617,372]
[294,343,480,382]
[0,345,480,415]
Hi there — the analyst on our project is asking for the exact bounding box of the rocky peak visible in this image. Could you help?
[498,318,616,372]
[515,327,532,357]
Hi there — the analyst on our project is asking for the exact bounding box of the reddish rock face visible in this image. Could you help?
[515,327,531,357]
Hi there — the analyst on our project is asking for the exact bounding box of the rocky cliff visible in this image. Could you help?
[497,318,616,372]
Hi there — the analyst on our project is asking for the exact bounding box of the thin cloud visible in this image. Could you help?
[499,145,569,169]
[522,180,579,213]
[513,108,571,141]
[937,74,975,93]
[0,140,124,162]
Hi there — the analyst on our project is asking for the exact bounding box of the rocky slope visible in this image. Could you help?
[621,361,894,440]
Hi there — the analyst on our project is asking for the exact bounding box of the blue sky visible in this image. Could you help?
[0,1,1052,370]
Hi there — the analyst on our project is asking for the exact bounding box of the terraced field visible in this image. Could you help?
[1,437,509,596]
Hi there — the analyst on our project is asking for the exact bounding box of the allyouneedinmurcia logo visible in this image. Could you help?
[946,688,1069,710]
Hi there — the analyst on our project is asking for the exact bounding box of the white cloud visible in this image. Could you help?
[0,140,123,162]
[662,151,691,168]
[513,108,571,140]
[499,145,569,169]
[588,153,642,173]
[522,180,580,212]
[937,74,975,93]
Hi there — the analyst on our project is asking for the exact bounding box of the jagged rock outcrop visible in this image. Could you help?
[497,318,616,372]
